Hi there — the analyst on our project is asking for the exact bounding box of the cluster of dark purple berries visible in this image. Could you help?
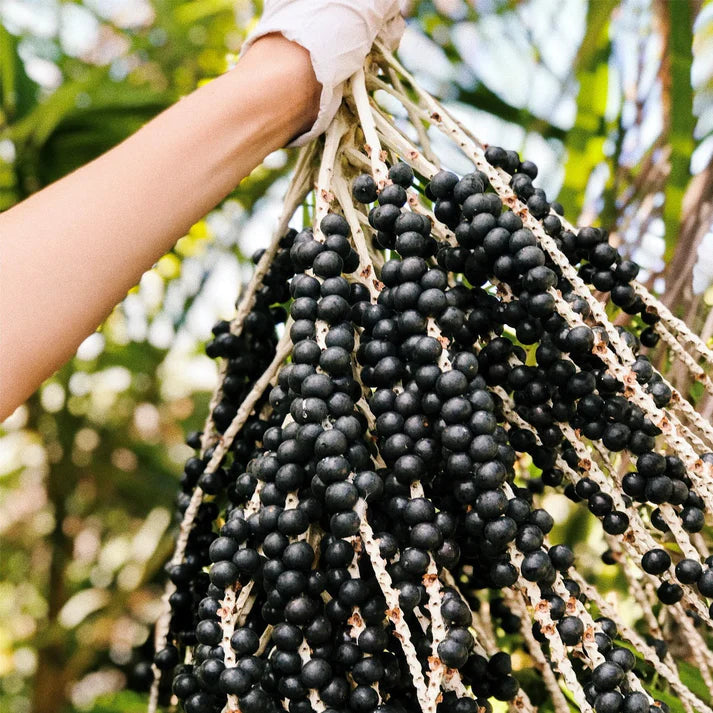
[133,144,712,713]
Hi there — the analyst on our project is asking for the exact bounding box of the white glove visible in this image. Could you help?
[242,0,405,147]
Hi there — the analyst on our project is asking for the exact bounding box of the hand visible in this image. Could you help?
[242,0,405,146]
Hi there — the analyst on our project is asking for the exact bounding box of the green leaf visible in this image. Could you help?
[33,85,172,185]
[677,658,713,704]
[559,0,617,218]
[662,0,696,260]
[0,24,39,122]
[77,690,148,713]
[0,25,41,208]
[174,0,236,24]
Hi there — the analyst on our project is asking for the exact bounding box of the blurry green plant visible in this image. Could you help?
[1,1,713,712]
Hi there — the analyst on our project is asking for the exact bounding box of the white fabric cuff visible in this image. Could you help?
[241,0,404,147]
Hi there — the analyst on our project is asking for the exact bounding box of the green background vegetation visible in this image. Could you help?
[1,1,712,712]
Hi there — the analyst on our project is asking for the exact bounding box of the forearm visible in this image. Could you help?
[0,35,319,418]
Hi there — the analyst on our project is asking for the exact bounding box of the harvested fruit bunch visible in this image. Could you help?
[143,49,713,713]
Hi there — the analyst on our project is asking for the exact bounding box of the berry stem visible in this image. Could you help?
[349,69,388,189]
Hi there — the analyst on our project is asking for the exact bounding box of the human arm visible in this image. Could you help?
[0,34,320,419]
[0,0,404,421]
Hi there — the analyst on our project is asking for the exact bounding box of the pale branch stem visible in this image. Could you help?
[200,360,229,454]
[572,571,713,713]
[350,69,388,188]
[147,668,161,713]
[370,51,713,512]
[372,43,485,153]
[219,587,243,712]
[341,484,376,702]
[676,413,713,455]
[150,146,318,711]
[497,385,713,626]
[669,386,713,450]
[314,113,348,238]
[236,594,258,630]
[508,687,538,713]
[552,290,713,513]
[619,551,665,634]
[632,366,713,473]
[331,170,382,300]
[589,439,630,483]
[655,320,713,398]
[362,222,386,272]
[201,143,315,453]
[681,691,698,713]
[634,282,713,368]
[410,483,448,710]
[150,484,207,709]
[203,329,292,478]
[470,609,498,659]
[506,589,568,713]
[370,61,713,511]
[659,503,703,559]
[218,582,253,713]
[338,148,389,271]
[367,73,433,130]
[382,69,439,166]
[440,675,477,701]
[693,532,710,559]
[218,485,264,713]
[358,510,431,711]
[674,603,713,692]
[229,142,316,335]
[370,105,439,179]
[169,487,204,566]
[342,145,372,173]
[507,539,594,713]
[285,493,329,713]
[411,604,433,640]
[256,625,273,657]
[427,318,453,371]
[390,80,437,166]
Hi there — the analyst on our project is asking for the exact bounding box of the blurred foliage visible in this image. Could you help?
[1,1,712,712]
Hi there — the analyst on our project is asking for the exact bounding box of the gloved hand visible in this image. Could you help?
[242,0,405,147]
